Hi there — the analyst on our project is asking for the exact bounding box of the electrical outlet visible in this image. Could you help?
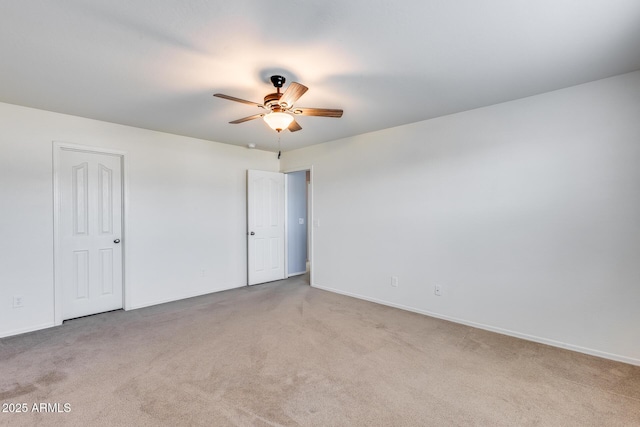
[434,284,443,296]
[201,269,206,277]
[391,276,399,287]
[13,295,24,308]
[298,218,304,225]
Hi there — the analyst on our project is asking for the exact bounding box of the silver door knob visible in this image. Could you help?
[114,239,121,244]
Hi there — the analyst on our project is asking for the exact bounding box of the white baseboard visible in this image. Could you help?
[0,322,56,339]
[1,284,246,339]
[127,283,245,310]
[311,282,640,367]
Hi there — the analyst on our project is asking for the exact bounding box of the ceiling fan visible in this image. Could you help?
[214,75,343,133]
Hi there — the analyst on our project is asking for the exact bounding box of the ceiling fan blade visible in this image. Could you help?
[214,93,263,108]
[292,107,343,118]
[279,82,308,108]
[288,119,302,132]
[229,113,265,124]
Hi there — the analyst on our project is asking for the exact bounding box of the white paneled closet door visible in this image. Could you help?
[59,149,123,320]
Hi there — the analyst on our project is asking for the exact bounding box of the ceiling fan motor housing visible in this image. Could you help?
[264,92,283,110]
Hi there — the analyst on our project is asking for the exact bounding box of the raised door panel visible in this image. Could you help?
[99,248,114,295]
[72,162,89,236]
[73,250,89,299]
[98,164,113,235]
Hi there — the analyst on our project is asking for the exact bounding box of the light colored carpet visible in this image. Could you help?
[1,274,638,426]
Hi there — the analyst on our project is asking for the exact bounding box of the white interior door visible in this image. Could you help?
[60,149,123,320]
[247,170,285,285]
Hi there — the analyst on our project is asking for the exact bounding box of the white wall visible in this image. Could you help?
[281,71,640,365]
[2,71,639,364]
[286,171,308,276]
[0,103,278,337]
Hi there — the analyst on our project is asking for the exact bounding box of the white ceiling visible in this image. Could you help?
[1,1,639,152]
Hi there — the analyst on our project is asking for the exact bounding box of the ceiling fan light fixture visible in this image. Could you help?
[214,75,342,134]
[263,111,294,132]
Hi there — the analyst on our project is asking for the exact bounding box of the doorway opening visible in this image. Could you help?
[246,167,313,287]
[285,167,312,284]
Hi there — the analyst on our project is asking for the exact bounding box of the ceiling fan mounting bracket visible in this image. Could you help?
[270,75,286,88]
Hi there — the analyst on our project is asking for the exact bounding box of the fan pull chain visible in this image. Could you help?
[277,134,282,159]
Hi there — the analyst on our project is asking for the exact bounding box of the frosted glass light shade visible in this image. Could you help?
[263,112,294,132]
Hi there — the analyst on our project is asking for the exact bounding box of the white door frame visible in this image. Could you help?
[282,165,314,285]
[52,141,130,325]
